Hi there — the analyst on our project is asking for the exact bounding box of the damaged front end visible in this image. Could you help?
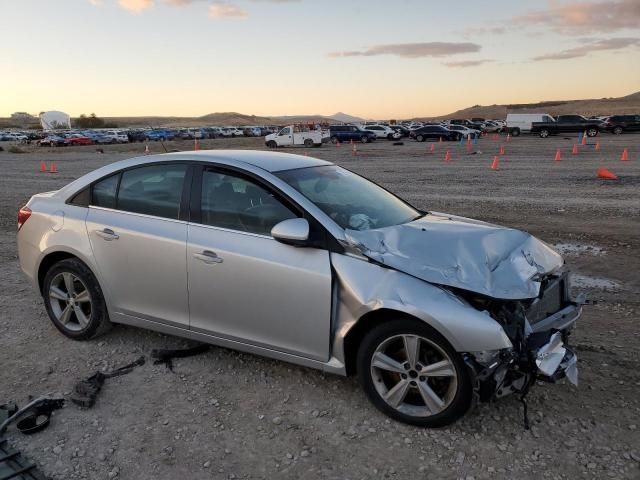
[462,271,583,409]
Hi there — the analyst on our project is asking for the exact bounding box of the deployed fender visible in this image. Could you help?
[330,253,512,364]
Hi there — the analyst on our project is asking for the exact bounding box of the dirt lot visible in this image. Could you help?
[1,133,639,480]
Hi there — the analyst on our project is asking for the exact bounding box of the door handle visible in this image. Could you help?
[193,250,223,264]
[95,228,119,241]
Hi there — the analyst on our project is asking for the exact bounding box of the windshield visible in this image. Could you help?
[276,165,421,231]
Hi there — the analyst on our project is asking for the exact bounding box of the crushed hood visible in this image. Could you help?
[345,213,563,300]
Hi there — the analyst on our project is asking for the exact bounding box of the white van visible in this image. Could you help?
[506,113,555,136]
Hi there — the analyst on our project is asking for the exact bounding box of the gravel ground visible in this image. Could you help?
[1,133,639,480]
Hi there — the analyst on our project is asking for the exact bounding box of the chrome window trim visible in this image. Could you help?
[187,221,274,240]
[88,205,189,225]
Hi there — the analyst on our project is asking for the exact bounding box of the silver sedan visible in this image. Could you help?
[17,150,582,426]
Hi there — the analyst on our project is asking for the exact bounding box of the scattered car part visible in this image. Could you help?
[70,356,145,408]
[151,344,210,371]
[0,438,48,480]
[0,397,64,436]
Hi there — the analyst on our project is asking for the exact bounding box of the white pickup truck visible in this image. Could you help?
[265,126,327,148]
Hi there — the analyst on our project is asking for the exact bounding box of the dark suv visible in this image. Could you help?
[329,125,377,144]
[604,115,640,134]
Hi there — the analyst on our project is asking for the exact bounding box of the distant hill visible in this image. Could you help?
[272,112,365,124]
[94,111,364,128]
[413,91,640,121]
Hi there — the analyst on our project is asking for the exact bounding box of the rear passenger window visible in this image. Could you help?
[117,164,187,220]
[92,174,119,209]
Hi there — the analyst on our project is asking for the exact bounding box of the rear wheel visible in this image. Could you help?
[539,129,550,138]
[586,127,598,137]
[510,127,521,137]
[612,126,623,135]
[304,138,314,147]
[361,136,369,144]
[330,136,339,144]
[42,258,111,340]
[357,319,472,427]
[416,135,425,142]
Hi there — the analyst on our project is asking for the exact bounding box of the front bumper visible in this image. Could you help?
[468,291,583,403]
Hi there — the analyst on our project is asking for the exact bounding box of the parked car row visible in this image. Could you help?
[506,113,640,137]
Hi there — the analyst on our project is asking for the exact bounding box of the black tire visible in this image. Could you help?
[612,126,623,135]
[416,135,425,142]
[304,138,314,147]
[361,136,369,144]
[110,139,117,144]
[42,258,112,340]
[586,127,598,137]
[387,134,395,140]
[266,140,277,148]
[357,318,472,427]
[330,136,339,144]
[539,128,550,138]
[510,127,521,137]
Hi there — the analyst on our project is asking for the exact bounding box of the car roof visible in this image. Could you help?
[156,150,331,173]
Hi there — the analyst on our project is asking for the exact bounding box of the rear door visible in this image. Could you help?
[85,163,191,327]
[186,166,332,361]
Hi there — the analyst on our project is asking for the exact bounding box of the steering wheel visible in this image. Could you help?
[241,204,284,234]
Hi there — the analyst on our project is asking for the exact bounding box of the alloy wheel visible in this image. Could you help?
[49,272,92,332]
[370,334,458,417]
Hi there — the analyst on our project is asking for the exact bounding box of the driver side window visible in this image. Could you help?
[200,170,298,236]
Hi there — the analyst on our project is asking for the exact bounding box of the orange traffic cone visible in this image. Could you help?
[444,150,452,162]
[506,133,511,142]
[352,142,357,156]
[621,148,629,161]
[336,139,340,147]
[429,143,435,154]
[581,131,587,145]
[571,144,578,155]
[491,156,499,170]
[39,161,47,173]
[439,136,443,143]
[595,142,601,151]
[194,138,200,151]
[144,144,150,155]
[499,145,505,156]
[597,168,618,180]
[466,134,471,145]
[49,162,57,174]
[465,142,472,153]
[554,149,562,161]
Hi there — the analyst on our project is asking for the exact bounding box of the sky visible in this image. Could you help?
[1,0,639,119]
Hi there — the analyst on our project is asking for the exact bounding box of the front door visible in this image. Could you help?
[85,163,190,327]
[187,167,332,361]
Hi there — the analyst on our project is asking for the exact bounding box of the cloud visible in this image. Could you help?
[514,0,640,34]
[329,42,481,59]
[443,59,494,68]
[208,1,248,17]
[460,26,507,36]
[533,36,640,60]
[118,0,153,12]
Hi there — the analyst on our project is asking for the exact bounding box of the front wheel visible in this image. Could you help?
[612,126,623,135]
[42,258,112,340]
[586,127,598,137]
[266,140,277,148]
[416,135,425,142]
[357,318,472,427]
[361,136,369,144]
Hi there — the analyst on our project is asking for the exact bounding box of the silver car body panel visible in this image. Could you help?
[345,212,564,300]
[187,222,332,361]
[17,151,572,381]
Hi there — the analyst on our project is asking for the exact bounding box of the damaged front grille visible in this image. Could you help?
[525,272,570,324]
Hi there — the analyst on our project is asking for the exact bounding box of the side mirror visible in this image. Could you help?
[271,218,309,246]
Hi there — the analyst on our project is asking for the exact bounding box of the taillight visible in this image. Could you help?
[17,206,32,230]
